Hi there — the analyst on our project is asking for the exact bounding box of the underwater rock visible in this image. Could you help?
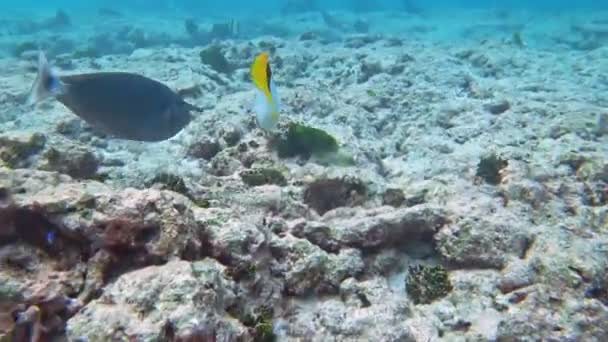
[203,219,265,269]
[146,173,190,197]
[0,240,84,340]
[476,153,508,185]
[285,277,414,340]
[357,60,383,83]
[299,31,317,41]
[498,260,535,294]
[496,284,608,341]
[219,125,242,147]
[576,159,608,183]
[240,167,287,187]
[303,176,366,215]
[484,99,511,114]
[597,112,608,136]
[292,205,447,252]
[40,146,100,180]
[209,151,241,177]
[0,132,46,169]
[200,45,233,74]
[0,167,209,304]
[405,264,453,304]
[66,260,248,341]
[187,138,221,160]
[382,188,406,207]
[435,218,531,269]
[271,236,364,296]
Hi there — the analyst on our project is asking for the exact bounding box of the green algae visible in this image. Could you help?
[240,167,287,187]
[405,264,453,304]
[252,305,276,342]
[274,122,339,159]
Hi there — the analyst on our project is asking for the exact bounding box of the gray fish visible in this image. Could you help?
[28,52,197,142]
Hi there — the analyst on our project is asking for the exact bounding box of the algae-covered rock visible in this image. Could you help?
[435,218,531,269]
[476,153,508,185]
[303,176,366,215]
[66,260,247,341]
[220,124,242,146]
[405,264,453,304]
[146,173,190,197]
[0,132,46,168]
[41,146,99,179]
[249,305,276,342]
[576,159,608,183]
[293,205,447,252]
[200,44,232,74]
[382,188,405,207]
[0,276,22,302]
[240,167,287,187]
[274,122,339,159]
[276,238,364,296]
[187,138,221,160]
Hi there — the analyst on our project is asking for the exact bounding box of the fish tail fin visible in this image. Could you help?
[27,51,63,105]
[254,87,279,131]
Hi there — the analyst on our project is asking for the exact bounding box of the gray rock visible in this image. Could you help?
[66,260,248,341]
[40,146,100,179]
[484,99,511,114]
[597,112,608,135]
[291,205,445,253]
[188,137,221,160]
[435,217,531,269]
[0,131,46,168]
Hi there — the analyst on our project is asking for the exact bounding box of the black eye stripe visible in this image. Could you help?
[266,63,272,91]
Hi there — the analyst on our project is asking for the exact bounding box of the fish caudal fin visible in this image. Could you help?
[27,51,64,105]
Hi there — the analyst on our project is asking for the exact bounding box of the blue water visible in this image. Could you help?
[2,0,606,13]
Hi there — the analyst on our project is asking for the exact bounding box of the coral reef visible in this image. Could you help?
[0,5,607,341]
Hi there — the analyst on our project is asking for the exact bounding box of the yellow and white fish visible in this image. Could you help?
[250,52,280,131]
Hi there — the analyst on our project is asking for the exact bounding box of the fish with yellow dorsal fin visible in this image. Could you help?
[250,52,280,131]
